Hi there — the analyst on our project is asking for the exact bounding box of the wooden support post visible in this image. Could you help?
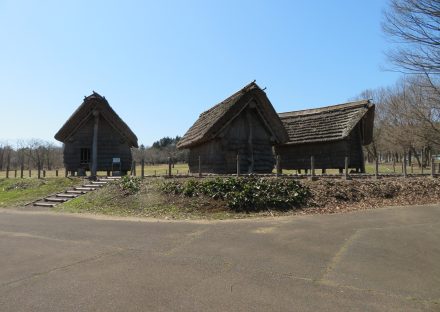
[20,165,24,179]
[374,158,379,180]
[309,156,317,181]
[276,155,281,176]
[37,166,41,179]
[64,169,68,177]
[55,169,58,177]
[198,156,201,177]
[431,157,435,178]
[403,156,407,178]
[91,110,99,178]
[14,170,17,178]
[421,150,424,175]
[410,164,413,174]
[154,170,157,177]
[5,168,9,179]
[131,161,136,176]
[141,159,145,179]
[29,169,31,178]
[392,159,396,173]
[168,157,172,177]
[345,157,352,180]
[43,170,46,178]
[322,168,326,175]
[236,153,240,177]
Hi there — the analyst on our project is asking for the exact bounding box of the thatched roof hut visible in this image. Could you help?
[55,92,138,176]
[275,100,375,172]
[178,82,288,173]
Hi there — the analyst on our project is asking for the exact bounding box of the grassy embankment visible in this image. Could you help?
[0,178,83,207]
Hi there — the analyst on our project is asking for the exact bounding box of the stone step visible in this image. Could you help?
[75,187,95,191]
[66,190,87,194]
[33,202,56,207]
[91,181,107,185]
[56,193,78,198]
[83,184,101,188]
[45,197,69,203]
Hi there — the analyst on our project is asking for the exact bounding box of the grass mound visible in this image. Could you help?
[0,178,82,207]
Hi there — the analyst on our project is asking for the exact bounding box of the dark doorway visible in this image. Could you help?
[80,148,91,165]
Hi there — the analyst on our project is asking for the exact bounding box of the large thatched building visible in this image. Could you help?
[55,92,138,176]
[275,100,375,172]
[177,82,288,173]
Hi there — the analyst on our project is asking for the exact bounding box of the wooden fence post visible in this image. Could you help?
[29,169,31,178]
[14,170,17,178]
[309,156,317,181]
[43,170,46,178]
[154,170,157,177]
[374,158,379,179]
[168,157,172,177]
[403,155,407,178]
[431,157,435,178]
[345,156,351,180]
[37,165,41,179]
[56,169,58,177]
[20,165,24,179]
[276,155,281,177]
[5,167,9,179]
[392,159,396,173]
[236,153,240,177]
[132,161,136,176]
[141,159,145,179]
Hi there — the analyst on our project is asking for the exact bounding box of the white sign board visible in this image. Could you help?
[112,158,121,163]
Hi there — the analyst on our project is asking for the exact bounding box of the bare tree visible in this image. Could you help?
[383,0,440,76]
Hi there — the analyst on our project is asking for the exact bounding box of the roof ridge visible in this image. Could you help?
[279,99,371,118]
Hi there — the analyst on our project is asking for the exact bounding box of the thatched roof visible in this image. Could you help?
[177,82,288,149]
[278,100,375,146]
[54,92,138,148]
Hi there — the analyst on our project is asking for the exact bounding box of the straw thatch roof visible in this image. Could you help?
[177,82,288,149]
[278,100,375,145]
[54,92,138,148]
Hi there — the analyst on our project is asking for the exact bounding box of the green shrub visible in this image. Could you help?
[159,177,310,211]
[119,176,141,194]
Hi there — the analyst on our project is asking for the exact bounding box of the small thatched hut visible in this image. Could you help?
[177,82,288,173]
[275,100,375,172]
[55,92,138,176]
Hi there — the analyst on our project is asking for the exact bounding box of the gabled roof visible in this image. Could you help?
[54,92,138,148]
[278,100,375,146]
[177,82,288,149]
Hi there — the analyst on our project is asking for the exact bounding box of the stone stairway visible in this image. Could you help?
[33,176,121,208]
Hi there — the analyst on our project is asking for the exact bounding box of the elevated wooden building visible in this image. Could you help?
[177,82,288,173]
[275,100,375,173]
[55,92,138,176]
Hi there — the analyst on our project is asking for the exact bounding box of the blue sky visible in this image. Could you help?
[0,0,400,146]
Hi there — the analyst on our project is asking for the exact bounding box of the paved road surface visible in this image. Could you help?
[0,205,439,311]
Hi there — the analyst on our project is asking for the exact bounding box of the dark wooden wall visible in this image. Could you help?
[188,105,275,173]
[275,125,365,171]
[63,116,132,173]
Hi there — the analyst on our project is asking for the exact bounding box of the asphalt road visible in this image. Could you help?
[0,205,439,311]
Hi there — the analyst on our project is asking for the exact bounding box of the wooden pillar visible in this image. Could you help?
[132,161,136,176]
[168,157,172,177]
[37,165,41,179]
[14,170,17,178]
[55,169,58,177]
[141,159,145,179]
[392,159,396,173]
[374,158,379,179]
[345,157,351,180]
[421,149,424,174]
[5,168,9,179]
[309,156,317,181]
[29,169,31,178]
[403,155,407,178]
[431,157,435,178]
[43,170,46,178]
[20,165,24,179]
[276,155,281,176]
[91,110,100,177]
[322,168,326,175]
[236,153,240,177]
